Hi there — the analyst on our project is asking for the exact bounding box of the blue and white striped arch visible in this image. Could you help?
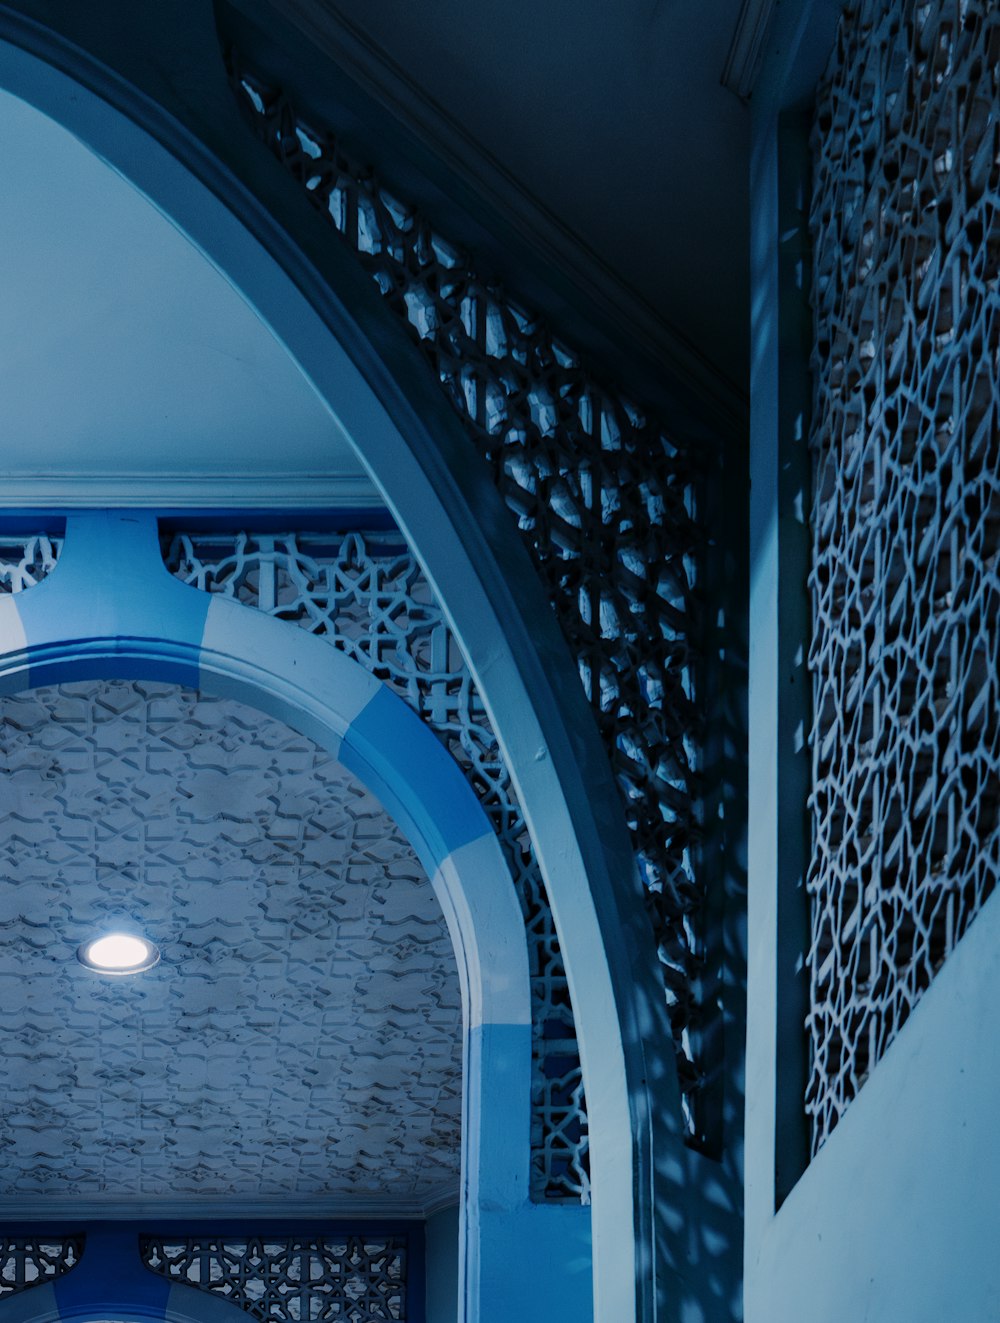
[0,510,590,1323]
[0,12,670,1316]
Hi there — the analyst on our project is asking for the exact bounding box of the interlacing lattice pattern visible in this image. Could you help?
[807,0,1000,1149]
[165,530,587,1200]
[141,1236,406,1322]
[0,535,59,593]
[0,1239,83,1296]
[228,57,706,1128]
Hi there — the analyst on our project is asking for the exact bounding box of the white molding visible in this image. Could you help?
[0,470,383,509]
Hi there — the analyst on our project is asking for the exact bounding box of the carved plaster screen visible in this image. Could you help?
[0,534,59,593]
[807,0,1000,1150]
[225,58,709,1142]
[164,529,588,1201]
[0,1239,83,1297]
[141,1236,408,1323]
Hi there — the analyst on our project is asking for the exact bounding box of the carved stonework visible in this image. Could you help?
[808,0,1000,1149]
[142,1235,407,1322]
[165,530,589,1201]
[0,1239,83,1297]
[226,56,708,1133]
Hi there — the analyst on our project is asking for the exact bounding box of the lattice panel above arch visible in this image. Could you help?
[141,1235,407,1323]
[165,529,588,1201]
[225,57,708,1134]
[807,0,1000,1150]
[0,534,59,593]
[0,1238,83,1297]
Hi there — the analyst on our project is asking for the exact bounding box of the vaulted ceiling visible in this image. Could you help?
[0,681,461,1217]
[0,89,379,511]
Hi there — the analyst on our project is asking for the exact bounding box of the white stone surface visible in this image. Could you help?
[0,681,461,1209]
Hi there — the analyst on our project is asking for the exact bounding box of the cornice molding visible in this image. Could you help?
[0,471,383,508]
[0,1193,451,1220]
[242,0,747,434]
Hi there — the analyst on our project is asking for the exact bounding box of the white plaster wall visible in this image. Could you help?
[746,885,1000,1322]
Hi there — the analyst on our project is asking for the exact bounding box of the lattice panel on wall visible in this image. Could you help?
[226,58,707,1135]
[165,529,588,1201]
[807,0,1000,1150]
[141,1236,407,1322]
[0,535,59,593]
[0,1238,83,1296]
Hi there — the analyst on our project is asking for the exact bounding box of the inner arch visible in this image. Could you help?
[0,678,462,1215]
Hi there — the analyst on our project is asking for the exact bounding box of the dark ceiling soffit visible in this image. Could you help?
[217,0,747,444]
[721,0,779,101]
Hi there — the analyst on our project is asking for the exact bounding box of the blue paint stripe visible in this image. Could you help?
[341,686,488,872]
[53,1230,169,1318]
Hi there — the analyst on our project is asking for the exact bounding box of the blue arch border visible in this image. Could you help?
[0,8,686,1313]
[0,512,594,1323]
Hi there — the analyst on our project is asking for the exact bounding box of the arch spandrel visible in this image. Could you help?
[0,9,685,1315]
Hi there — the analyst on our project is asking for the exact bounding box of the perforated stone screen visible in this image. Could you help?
[807,0,1000,1149]
[0,1239,83,1297]
[226,56,708,1139]
[141,1236,408,1322]
[164,530,588,1201]
[0,534,59,593]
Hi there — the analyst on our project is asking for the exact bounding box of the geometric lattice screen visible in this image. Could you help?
[807,0,1000,1150]
[226,55,709,1138]
[164,529,589,1200]
[141,1236,408,1323]
[0,1239,83,1298]
[0,535,58,593]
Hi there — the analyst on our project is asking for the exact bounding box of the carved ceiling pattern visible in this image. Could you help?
[142,1235,408,1323]
[808,0,1000,1148]
[0,681,461,1205]
[165,530,588,1201]
[227,58,707,1134]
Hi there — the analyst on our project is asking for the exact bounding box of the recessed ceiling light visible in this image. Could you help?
[77,932,160,976]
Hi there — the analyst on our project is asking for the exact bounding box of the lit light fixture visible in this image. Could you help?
[77,932,160,976]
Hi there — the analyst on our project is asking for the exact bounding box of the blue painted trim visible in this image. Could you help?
[0,509,539,1323]
[53,1228,169,1319]
[342,686,488,872]
[13,512,209,693]
[0,13,652,1311]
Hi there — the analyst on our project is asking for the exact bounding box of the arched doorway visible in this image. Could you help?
[0,10,681,1310]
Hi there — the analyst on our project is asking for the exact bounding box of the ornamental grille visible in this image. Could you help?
[227,57,706,1133]
[0,1238,83,1296]
[807,0,1000,1150]
[0,535,59,593]
[140,1236,406,1322]
[165,529,588,1201]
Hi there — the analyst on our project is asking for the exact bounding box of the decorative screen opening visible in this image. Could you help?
[807,0,1000,1150]
[164,528,589,1202]
[226,52,710,1144]
[0,1238,84,1296]
[141,1236,407,1322]
[0,534,60,593]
